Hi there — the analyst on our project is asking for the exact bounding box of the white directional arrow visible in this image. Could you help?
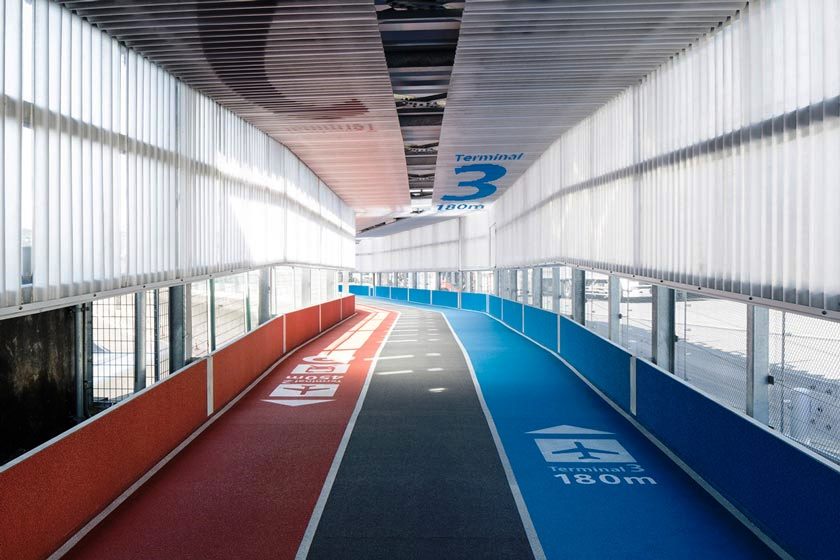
[262,399,333,407]
[527,425,612,435]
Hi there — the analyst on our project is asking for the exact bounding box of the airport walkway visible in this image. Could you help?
[64,300,776,559]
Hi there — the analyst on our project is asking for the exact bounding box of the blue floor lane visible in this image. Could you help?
[368,298,775,560]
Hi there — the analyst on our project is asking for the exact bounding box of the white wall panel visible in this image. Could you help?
[0,0,355,314]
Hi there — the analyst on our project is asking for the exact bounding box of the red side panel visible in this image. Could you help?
[342,295,356,317]
[319,299,342,329]
[0,361,208,560]
[212,317,284,411]
[284,305,320,351]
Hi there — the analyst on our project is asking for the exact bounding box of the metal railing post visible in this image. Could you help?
[134,291,147,392]
[169,284,186,371]
[747,304,770,424]
[153,289,161,382]
[608,275,621,342]
[209,279,217,352]
[652,285,675,373]
[572,268,586,325]
[259,267,271,324]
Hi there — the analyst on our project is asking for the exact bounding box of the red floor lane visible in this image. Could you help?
[66,307,396,560]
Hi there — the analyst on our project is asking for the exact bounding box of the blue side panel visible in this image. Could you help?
[636,360,840,560]
[374,286,390,298]
[431,290,458,308]
[338,285,343,292]
[348,285,371,296]
[391,287,408,301]
[408,289,431,304]
[559,317,631,412]
[460,292,487,312]
[523,305,558,352]
[489,295,502,319]
[502,299,523,331]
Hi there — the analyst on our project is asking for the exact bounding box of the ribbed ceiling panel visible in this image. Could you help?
[433,0,746,205]
[58,0,410,215]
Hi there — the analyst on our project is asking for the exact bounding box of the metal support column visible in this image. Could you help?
[134,291,147,392]
[209,279,217,352]
[74,304,86,419]
[532,267,543,308]
[258,268,271,325]
[572,268,586,325]
[153,289,161,382]
[169,284,186,372]
[84,302,93,411]
[608,276,621,342]
[494,269,501,296]
[746,305,770,424]
[552,267,561,313]
[652,285,675,373]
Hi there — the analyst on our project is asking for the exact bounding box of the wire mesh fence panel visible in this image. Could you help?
[584,272,609,339]
[158,289,170,377]
[92,294,136,403]
[619,279,654,360]
[145,291,157,386]
[541,268,553,310]
[215,274,247,347]
[769,310,840,463]
[675,292,748,412]
[189,280,210,358]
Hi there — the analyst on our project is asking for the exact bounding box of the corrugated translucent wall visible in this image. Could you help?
[0,0,355,313]
[358,0,840,316]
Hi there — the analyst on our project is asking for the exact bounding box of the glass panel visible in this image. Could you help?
[584,271,609,338]
[541,268,553,309]
[675,292,747,412]
[439,271,458,291]
[271,267,294,315]
[189,280,210,358]
[769,310,840,463]
[619,279,653,359]
[214,274,248,347]
[556,266,573,317]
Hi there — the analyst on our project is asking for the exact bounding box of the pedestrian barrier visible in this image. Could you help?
[357,285,840,559]
[0,294,356,560]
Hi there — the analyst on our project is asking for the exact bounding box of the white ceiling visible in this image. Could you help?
[433,0,747,205]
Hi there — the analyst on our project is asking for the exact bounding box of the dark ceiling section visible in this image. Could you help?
[58,0,410,217]
[376,1,463,201]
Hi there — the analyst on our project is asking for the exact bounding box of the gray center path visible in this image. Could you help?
[306,302,534,559]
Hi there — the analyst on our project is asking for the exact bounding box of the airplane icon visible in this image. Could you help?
[269,383,339,399]
[550,441,621,461]
[535,437,636,463]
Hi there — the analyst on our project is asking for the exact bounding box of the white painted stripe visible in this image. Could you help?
[426,352,441,357]
[295,310,400,560]
[387,339,418,343]
[440,312,547,560]
[52,313,359,560]
[427,368,443,372]
[376,354,415,361]
[377,369,414,376]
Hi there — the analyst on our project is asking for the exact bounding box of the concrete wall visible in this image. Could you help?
[0,307,77,464]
